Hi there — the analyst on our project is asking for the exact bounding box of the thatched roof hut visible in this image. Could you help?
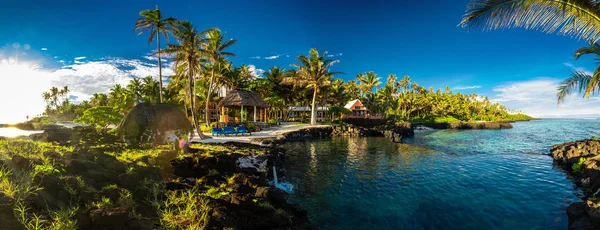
[119,103,192,145]
[218,90,269,108]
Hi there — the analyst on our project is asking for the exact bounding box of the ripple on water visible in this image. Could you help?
[281,120,600,230]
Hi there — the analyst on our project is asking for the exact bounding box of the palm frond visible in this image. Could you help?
[557,70,593,103]
[460,0,600,42]
[574,43,600,59]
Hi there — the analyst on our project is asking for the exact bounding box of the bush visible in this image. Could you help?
[74,106,123,129]
[573,157,587,174]
[200,122,219,133]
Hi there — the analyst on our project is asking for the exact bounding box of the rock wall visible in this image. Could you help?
[551,139,600,229]
[253,124,412,146]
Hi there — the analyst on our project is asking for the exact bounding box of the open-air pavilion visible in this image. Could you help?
[217,90,269,122]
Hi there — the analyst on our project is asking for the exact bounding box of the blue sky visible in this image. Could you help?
[1,0,600,123]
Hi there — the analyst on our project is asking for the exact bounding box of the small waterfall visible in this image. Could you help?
[271,165,293,193]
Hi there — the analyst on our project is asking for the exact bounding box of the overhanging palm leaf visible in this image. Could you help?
[460,0,600,42]
[557,70,600,103]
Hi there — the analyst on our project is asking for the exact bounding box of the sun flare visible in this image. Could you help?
[0,58,54,124]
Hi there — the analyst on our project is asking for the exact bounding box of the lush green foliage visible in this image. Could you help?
[73,106,123,129]
[573,157,587,174]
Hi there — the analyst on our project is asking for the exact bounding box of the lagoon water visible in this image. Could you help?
[0,127,42,138]
[281,119,600,230]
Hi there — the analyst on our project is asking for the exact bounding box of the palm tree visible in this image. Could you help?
[134,5,177,103]
[127,78,144,103]
[357,71,381,113]
[200,28,237,126]
[459,0,600,43]
[283,48,341,125]
[557,43,600,103]
[161,21,206,139]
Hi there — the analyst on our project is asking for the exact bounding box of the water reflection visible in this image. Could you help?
[0,127,42,138]
[281,132,579,230]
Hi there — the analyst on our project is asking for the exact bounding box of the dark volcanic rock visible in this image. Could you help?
[551,139,600,229]
[551,140,600,167]
[89,207,130,230]
[11,155,31,170]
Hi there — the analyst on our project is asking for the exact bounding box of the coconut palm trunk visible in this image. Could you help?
[205,68,215,126]
[157,36,163,103]
[310,87,318,125]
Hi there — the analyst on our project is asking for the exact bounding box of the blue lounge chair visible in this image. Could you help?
[237,126,251,136]
[223,126,237,136]
[211,128,224,137]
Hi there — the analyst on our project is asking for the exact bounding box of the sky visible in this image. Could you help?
[1,0,600,123]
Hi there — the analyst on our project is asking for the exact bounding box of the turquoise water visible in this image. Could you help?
[281,119,600,230]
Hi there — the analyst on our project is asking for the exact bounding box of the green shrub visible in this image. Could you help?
[200,122,219,133]
[73,106,123,129]
[573,157,587,174]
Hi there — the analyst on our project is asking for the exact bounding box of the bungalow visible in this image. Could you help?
[342,99,383,119]
[288,106,328,121]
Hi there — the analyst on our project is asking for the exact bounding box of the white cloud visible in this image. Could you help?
[264,55,280,60]
[491,78,600,117]
[249,56,261,59]
[74,56,86,60]
[52,58,174,101]
[0,56,174,123]
[564,62,593,75]
[454,85,481,90]
[41,48,47,51]
[247,65,265,78]
[327,53,343,58]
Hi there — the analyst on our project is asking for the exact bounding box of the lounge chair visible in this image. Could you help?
[223,126,237,136]
[211,128,224,136]
[237,126,251,136]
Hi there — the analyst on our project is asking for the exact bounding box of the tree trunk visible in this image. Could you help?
[310,87,318,126]
[157,36,163,103]
[205,68,215,127]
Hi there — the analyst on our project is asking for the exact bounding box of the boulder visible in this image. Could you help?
[89,207,130,230]
[118,103,192,145]
[11,155,30,170]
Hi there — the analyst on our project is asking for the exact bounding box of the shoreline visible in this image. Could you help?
[550,139,600,229]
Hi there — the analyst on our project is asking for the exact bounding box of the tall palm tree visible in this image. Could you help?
[283,48,341,125]
[161,21,206,139]
[134,5,177,103]
[357,71,381,113]
[557,43,600,103]
[459,0,600,43]
[200,28,237,126]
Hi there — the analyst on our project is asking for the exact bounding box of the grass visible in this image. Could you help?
[160,189,211,230]
[0,167,42,202]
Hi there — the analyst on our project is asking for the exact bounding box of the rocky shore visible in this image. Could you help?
[551,139,600,229]
[251,122,414,146]
[0,127,317,229]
